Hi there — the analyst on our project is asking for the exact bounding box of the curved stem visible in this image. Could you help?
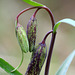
[33,8,41,18]
[42,6,55,29]
[16,6,55,29]
[11,51,24,72]
[41,30,53,44]
[29,8,41,21]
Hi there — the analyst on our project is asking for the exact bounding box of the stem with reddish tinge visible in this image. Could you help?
[45,32,56,75]
[33,8,41,18]
[16,6,55,29]
[41,30,53,44]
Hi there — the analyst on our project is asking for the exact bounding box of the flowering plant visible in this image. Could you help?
[0,0,75,75]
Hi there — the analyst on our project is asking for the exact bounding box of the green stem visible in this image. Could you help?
[11,51,24,72]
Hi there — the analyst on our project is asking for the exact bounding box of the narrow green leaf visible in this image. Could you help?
[23,0,45,6]
[53,18,75,33]
[0,58,22,75]
[55,50,75,75]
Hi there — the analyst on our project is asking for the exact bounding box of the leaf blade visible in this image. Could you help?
[0,58,22,75]
[53,18,75,33]
[55,50,75,75]
[23,0,45,6]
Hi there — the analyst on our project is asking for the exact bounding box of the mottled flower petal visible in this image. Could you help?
[16,24,29,53]
[27,16,37,52]
[25,42,47,75]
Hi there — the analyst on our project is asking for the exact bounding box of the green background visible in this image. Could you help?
[0,0,75,75]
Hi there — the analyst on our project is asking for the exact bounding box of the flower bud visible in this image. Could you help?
[27,16,37,52]
[25,42,47,75]
[16,24,29,53]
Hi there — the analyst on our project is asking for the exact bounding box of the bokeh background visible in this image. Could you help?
[0,0,75,75]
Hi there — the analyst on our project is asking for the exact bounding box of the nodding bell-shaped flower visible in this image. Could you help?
[25,30,53,75]
[25,42,47,75]
[11,21,29,72]
[16,23,29,53]
[27,16,37,52]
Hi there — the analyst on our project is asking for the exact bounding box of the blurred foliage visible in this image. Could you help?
[0,0,75,75]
